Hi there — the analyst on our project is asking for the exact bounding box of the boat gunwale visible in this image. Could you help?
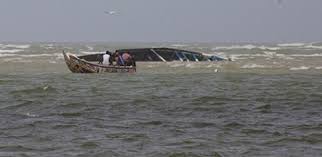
[68,52,135,69]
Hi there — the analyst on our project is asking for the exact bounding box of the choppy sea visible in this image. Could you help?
[1,42,322,157]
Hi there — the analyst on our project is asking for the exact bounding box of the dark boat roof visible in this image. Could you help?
[116,47,208,62]
[116,48,203,55]
[78,47,225,62]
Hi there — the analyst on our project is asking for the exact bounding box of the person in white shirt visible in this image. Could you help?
[103,51,112,65]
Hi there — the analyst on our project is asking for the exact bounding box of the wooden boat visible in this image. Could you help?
[63,51,136,73]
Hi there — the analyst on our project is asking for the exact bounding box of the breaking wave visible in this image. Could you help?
[289,54,322,57]
[230,52,282,59]
[277,43,322,50]
[170,44,188,47]
[212,45,257,50]
[304,44,322,50]
[80,51,103,54]
[40,44,55,49]
[212,45,280,51]
[277,43,306,47]
[86,46,94,51]
[0,54,17,57]
[258,46,281,51]
[263,51,277,57]
[0,44,30,49]
[212,43,322,51]
[241,64,268,69]
[2,58,33,63]
[0,49,24,53]
[0,53,63,59]
[229,51,322,61]
[20,53,62,58]
[290,66,310,71]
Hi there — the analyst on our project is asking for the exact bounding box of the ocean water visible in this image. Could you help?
[1,42,322,156]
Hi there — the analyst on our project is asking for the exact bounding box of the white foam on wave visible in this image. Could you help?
[289,53,322,57]
[0,53,64,61]
[2,57,22,62]
[241,64,268,69]
[19,53,63,58]
[212,44,257,50]
[21,54,52,57]
[304,44,322,50]
[277,43,306,47]
[2,58,32,63]
[229,54,252,60]
[275,54,294,60]
[231,53,269,58]
[213,43,322,51]
[185,63,196,68]
[170,44,188,47]
[169,63,185,68]
[0,53,62,58]
[205,52,230,60]
[0,44,30,49]
[25,112,38,117]
[86,46,94,51]
[40,44,55,49]
[263,51,277,57]
[315,66,322,70]
[277,43,322,50]
[258,46,281,51]
[0,49,24,53]
[290,66,310,71]
[0,53,18,57]
[262,51,294,60]
[206,64,215,68]
[80,51,102,54]
[223,52,258,60]
[213,45,282,51]
[230,51,296,61]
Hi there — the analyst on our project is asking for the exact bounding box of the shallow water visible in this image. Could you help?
[1,43,322,156]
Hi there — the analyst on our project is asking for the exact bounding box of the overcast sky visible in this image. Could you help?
[0,0,321,43]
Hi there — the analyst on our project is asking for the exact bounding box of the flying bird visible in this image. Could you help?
[104,11,117,15]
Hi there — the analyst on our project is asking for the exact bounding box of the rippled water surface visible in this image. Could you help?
[1,43,322,156]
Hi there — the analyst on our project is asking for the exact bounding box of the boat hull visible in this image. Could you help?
[63,52,136,73]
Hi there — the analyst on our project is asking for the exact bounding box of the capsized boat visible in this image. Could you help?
[63,48,228,73]
[63,51,136,73]
[79,48,228,62]
[116,48,227,62]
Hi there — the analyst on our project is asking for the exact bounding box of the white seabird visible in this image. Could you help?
[104,11,117,15]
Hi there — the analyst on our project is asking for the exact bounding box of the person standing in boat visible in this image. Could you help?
[122,52,136,66]
[130,54,136,67]
[115,51,125,66]
[114,51,135,66]
[103,51,112,65]
[122,52,131,66]
[124,52,136,67]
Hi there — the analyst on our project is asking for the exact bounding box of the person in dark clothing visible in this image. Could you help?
[106,51,114,65]
[114,52,125,66]
[131,54,136,67]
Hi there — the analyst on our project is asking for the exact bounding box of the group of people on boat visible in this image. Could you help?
[101,51,136,67]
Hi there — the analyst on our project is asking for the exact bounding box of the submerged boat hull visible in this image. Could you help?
[63,52,136,73]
